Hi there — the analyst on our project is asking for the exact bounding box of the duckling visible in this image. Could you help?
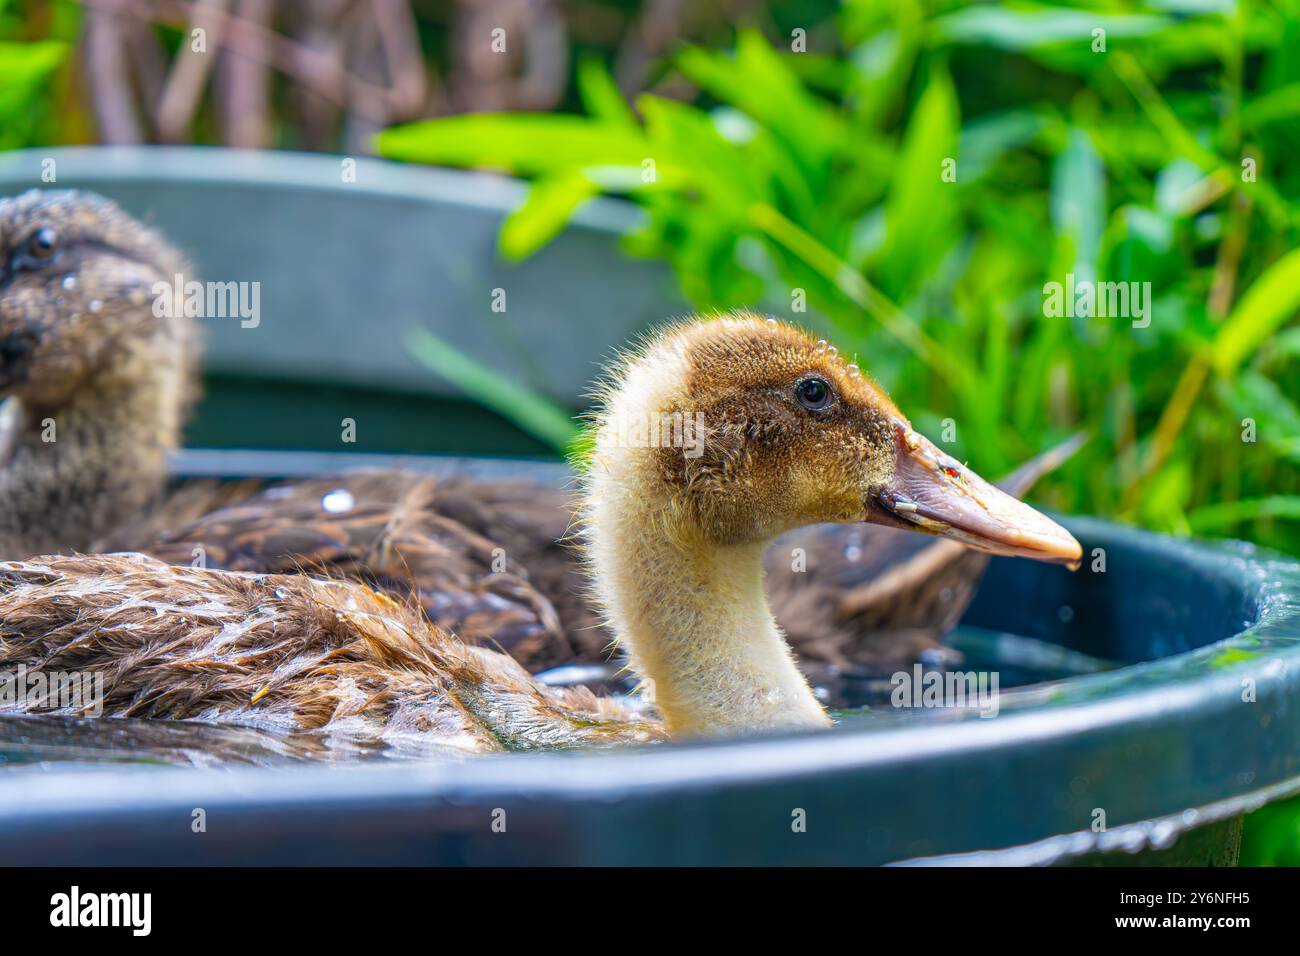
[0,314,1079,747]
[0,190,574,665]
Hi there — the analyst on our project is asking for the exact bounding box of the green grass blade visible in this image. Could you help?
[405,328,578,452]
[1190,496,1300,531]
[1214,247,1300,375]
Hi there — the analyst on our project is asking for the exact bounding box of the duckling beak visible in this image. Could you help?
[868,421,1082,569]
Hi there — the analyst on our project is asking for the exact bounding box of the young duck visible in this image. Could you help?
[0,189,579,666]
[0,314,1080,748]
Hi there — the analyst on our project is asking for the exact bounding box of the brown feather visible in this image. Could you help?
[0,552,663,756]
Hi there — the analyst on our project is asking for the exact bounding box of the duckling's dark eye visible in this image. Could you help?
[795,377,833,411]
[29,227,58,258]
[11,227,60,273]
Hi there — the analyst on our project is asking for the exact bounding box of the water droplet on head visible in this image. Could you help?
[816,339,827,353]
[60,274,77,291]
[88,299,103,313]
[827,346,838,358]
[321,489,355,514]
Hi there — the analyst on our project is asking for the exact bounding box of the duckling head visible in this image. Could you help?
[592,311,1080,564]
[0,189,192,409]
[0,190,195,558]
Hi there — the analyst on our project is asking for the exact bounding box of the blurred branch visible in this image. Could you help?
[451,0,567,112]
[84,5,146,143]
[614,0,683,96]
[155,0,228,142]
[289,0,347,151]
[123,15,168,113]
[216,0,273,148]
[84,0,401,122]
[371,0,425,119]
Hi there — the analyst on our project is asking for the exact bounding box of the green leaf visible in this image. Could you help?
[933,6,1170,50]
[637,94,759,213]
[1190,496,1300,532]
[676,30,842,174]
[874,65,959,298]
[499,171,600,260]
[1214,248,1300,375]
[1051,128,1106,281]
[577,58,636,128]
[405,328,577,452]
[376,114,647,175]
[0,40,66,120]
[958,109,1044,181]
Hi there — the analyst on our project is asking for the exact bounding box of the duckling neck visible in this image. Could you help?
[0,343,187,558]
[586,476,829,736]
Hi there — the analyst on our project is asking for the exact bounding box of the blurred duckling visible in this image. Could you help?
[1,315,1081,744]
[0,190,578,665]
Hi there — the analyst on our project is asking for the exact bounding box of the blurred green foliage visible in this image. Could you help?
[1241,790,1300,865]
[0,0,71,148]
[382,0,1300,558]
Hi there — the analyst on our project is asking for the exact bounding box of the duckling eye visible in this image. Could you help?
[11,227,60,274]
[795,377,833,411]
[28,227,58,259]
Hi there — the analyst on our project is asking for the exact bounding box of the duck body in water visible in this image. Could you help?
[0,553,661,754]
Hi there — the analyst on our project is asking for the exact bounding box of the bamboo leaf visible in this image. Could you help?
[376,114,647,175]
[499,171,600,260]
[577,58,636,128]
[933,6,1170,50]
[1051,128,1106,280]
